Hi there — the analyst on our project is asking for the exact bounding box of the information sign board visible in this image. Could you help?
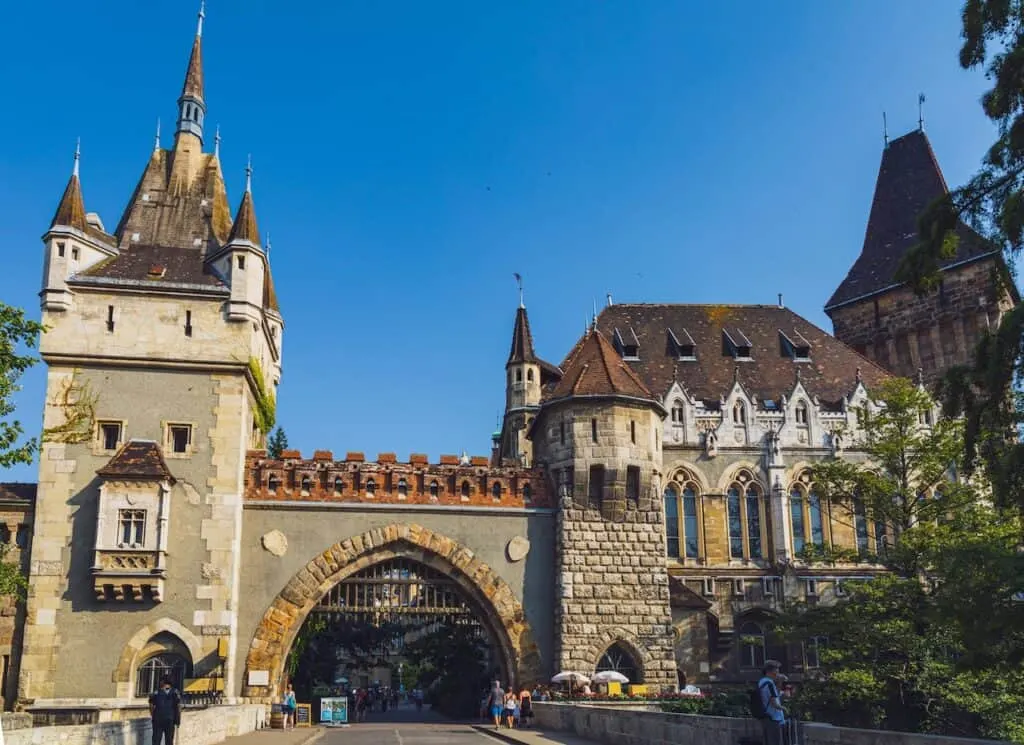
[319,697,348,725]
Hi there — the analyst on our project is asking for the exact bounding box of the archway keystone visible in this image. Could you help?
[242,523,542,700]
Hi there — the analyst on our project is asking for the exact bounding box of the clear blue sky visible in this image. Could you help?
[0,0,1004,480]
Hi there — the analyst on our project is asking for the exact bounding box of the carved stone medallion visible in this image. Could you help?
[261,529,288,557]
[506,536,530,562]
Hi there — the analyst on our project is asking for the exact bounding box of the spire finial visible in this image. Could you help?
[245,154,253,193]
[918,92,926,131]
[513,272,523,308]
[154,119,161,152]
[266,231,272,258]
[882,111,889,147]
[73,138,80,177]
[197,0,206,37]
[214,125,221,157]
[592,297,598,326]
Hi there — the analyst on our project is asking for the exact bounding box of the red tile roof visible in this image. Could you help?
[96,441,175,482]
[549,326,654,401]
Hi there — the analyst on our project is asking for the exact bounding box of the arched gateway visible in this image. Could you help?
[242,523,542,700]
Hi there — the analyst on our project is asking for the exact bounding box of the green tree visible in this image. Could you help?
[267,427,289,460]
[898,0,1024,512]
[779,382,1024,740]
[0,302,44,468]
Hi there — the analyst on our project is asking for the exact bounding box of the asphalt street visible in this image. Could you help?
[318,722,507,744]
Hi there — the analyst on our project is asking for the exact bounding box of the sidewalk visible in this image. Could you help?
[219,727,324,745]
[472,724,600,745]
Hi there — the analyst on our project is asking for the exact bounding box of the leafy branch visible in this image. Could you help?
[248,357,276,436]
[41,376,97,446]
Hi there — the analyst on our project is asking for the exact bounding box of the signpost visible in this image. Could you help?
[319,697,349,726]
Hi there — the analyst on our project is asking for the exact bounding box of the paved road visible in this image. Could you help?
[319,722,506,744]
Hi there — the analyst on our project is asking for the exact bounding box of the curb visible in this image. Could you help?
[471,724,525,744]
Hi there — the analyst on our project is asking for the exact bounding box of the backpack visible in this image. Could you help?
[749,680,773,719]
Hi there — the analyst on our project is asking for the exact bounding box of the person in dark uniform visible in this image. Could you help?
[149,676,182,745]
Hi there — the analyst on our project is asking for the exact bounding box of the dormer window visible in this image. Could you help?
[780,330,812,361]
[613,327,641,360]
[723,329,753,360]
[667,328,696,360]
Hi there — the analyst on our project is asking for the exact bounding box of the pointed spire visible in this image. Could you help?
[154,119,161,152]
[214,125,221,158]
[508,306,538,365]
[176,1,206,142]
[228,160,260,245]
[51,141,88,231]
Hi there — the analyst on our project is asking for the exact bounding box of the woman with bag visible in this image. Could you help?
[282,684,297,729]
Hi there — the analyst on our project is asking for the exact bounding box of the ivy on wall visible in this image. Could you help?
[248,357,276,435]
[41,376,98,445]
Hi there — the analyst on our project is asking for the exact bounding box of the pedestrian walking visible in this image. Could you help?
[149,676,182,745]
[281,684,297,729]
[752,660,786,745]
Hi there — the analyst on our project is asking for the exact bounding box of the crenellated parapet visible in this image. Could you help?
[244,450,552,508]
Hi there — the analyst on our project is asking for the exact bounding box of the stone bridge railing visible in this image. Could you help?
[244,450,552,508]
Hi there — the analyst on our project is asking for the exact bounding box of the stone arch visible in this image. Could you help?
[585,627,654,680]
[113,617,203,698]
[242,523,541,700]
[662,459,710,493]
[714,460,763,493]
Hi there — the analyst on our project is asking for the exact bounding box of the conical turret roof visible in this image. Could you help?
[507,306,538,364]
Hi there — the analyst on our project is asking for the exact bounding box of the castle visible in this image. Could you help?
[0,5,1017,713]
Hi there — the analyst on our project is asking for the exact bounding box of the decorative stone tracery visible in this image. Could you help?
[242,523,542,701]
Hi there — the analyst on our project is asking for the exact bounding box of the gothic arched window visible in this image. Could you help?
[397,478,408,498]
[136,653,188,698]
[334,476,344,495]
[790,477,825,555]
[663,473,701,559]
[460,480,470,498]
[671,400,684,424]
[795,400,809,425]
[365,478,376,496]
[733,401,746,425]
[727,470,765,560]
[738,622,766,669]
[429,480,439,499]
[527,369,534,382]
[596,642,642,683]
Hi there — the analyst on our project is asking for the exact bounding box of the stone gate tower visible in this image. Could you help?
[21,5,283,705]
[530,326,677,686]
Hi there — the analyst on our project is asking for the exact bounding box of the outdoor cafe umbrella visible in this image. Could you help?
[592,670,629,684]
[551,672,590,684]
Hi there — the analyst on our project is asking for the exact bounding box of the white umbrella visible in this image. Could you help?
[592,670,629,684]
[551,671,590,684]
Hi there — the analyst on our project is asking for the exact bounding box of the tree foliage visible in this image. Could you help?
[780,382,1024,741]
[0,303,44,467]
[898,0,1024,512]
[267,427,289,460]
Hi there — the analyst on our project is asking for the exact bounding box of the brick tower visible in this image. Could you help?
[826,129,1018,385]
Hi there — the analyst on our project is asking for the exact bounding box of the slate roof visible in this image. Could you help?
[826,130,996,310]
[182,33,204,102]
[0,483,37,503]
[548,326,654,401]
[96,440,175,482]
[556,304,890,407]
[50,173,87,232]
[74,243,226,290]
[508,306,538,364]
[227,189,260,245]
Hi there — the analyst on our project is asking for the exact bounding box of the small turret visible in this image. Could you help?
[41,142,116,311]
[221,159,267,323]
[176,2,206,144]
[502,304,542,466]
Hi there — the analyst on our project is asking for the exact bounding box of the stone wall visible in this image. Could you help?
[534,399,677,687]
[532,702,1017,745]
[237,506,556,696]
[3,703,265,745]
[827,256,1014,385]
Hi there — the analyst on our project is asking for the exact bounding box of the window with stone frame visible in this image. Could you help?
[732,401,746,426]
[135,653,188,697]
[738,622,766,669]
[625,466,641,504]
[727,470,766,560]
[795,400,809,425]
[97,420,123,452]
[397,478,408,498]
[167,423,192,454]
[429,480,439,498]
[803,636,827,669]
[853,495,870,553]
[670,400,685,424]
[790,477,826,555]
[118,509,146,548]
[663,471,701,559]
[587,465,605,509]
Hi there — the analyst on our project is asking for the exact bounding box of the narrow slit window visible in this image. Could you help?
[630,420,636,444]
[185,310,193,337]
[106,305,115,332]
[57,241,65,257]
[591,418,598,443]
[626,466,640,504]
[237,255,245,270]
[588,465,605,509]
